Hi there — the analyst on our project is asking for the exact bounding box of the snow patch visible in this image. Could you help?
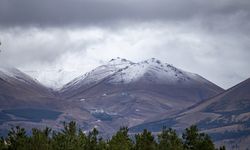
[108,58,198,84]
[80,98,86,102]
[61,57,135,91]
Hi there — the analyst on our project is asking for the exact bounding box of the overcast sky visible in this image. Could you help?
[0,0,250,89]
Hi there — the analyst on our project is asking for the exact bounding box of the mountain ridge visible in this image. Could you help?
[129,78,250,149]
[60,57,224,99]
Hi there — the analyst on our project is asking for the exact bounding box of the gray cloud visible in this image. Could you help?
[0,24,249,89]
[0,0,249,89]
[0,0,250,28]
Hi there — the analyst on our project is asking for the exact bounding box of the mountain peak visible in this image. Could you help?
[0,66,26,79]
[107,58,200,85]
[144,58,162,64]
[108,57,134,66]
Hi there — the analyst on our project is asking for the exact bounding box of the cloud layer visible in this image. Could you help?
[0,0,250,89]
[1,0,250,28]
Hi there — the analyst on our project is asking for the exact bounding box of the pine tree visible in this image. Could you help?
[51,121,80,150]
[0,122,226,150]
[6,126,29,150]
[85,128,99,150]
[182,125,215,150]
[78,129,88,149]
[30,127,51,150]
[134,129,157,150]
[97,137,108,150]
[108,127,133,150]
[0,137,7,150]
[218,145,226,150]
[158,127,183,150]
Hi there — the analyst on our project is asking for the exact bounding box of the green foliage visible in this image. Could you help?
[158,127,183,150]
[217,145,226,150]
[85,128,99,150]
[6,126,29,150]
[51,121,82,150]
[29,127,51,150]
[0,123,225,150]
[182,125,215,150]
[108,127,133,150]
[135,129,157,150]
[0,137,7,150]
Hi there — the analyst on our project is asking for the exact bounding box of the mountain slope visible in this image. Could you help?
[59,58,224,132]
[60,57,134,98]
[0,58,225,138]
[130,78,250,149]
[0,66,73,136]
[0,66,58,108]
[60,58,223,100]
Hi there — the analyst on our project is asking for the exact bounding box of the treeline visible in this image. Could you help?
[0,121,226,150]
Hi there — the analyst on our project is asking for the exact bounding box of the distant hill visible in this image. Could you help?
[130,78,250,149]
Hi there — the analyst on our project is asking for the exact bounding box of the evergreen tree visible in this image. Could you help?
[158,127,183,150]
[78,129,88,149]
[108,127,133,150]
[0,137,7,150]
[0,122,226,150]
[29,127,51,150]
[97,137,108,150]
[85,128,99,150]
[182,125,215,150]
[51,121,80,150]
[218,145,226,150]
[134,129,157,150]
[6,126,29,150]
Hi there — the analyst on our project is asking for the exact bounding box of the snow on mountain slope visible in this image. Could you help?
[60,57,134,92]
[0,66,41,86]
[0,59,225,139]
[62,57,201,88]
[57,58,224,134]
[0,66,58,108]
[108,58,201,84]
[59,58,223,100]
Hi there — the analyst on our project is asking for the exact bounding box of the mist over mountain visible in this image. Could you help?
[0,66,56,108]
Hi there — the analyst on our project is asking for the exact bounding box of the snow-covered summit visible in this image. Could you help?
[107,57,134,67]
[61,57,207,93]
[61,57,134,91]
[0,66,39,84]
[108,58,199,84]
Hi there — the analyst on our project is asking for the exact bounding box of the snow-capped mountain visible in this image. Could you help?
[0,58,248,148]
[60,57,223,100]
[22,57,134,90]
[0,66,40,85]
[108,58,203,84]
[58,58,224,133]
[60,57,134,96]
[0,66,56,108]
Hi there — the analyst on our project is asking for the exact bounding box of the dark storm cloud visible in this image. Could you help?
[0,0,250,89]
[0,0,250,28]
